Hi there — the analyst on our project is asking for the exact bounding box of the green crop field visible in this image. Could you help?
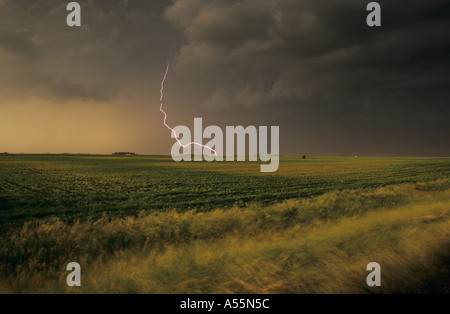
[0,155,449,293]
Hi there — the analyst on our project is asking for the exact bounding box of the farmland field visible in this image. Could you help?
[0,155,449,293]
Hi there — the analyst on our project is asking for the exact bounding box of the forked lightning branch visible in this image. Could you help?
[159,64,280,172]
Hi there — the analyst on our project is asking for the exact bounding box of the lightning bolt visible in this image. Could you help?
[159,63,217,156]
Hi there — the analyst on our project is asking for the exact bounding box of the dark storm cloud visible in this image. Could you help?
[164,0,450,113]
[0,0,448,155]
[161,0,450,156]
[47,79,114,102]
[0,28,42,58]
[0,0,182,102]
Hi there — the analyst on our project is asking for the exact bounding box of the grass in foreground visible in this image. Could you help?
[1,179,449,293]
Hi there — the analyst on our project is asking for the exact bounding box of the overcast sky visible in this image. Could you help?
[0,0,449,156]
